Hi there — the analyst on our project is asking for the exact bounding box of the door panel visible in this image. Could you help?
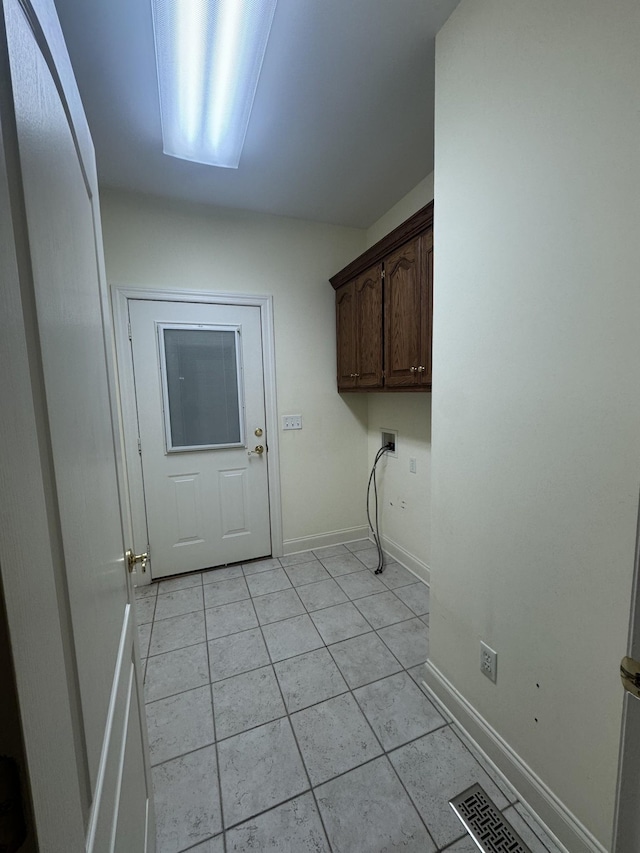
[172,474,204,544]
[356,265,383,388]
[1,0,152,847]
[384,237,422,386]
[8,0,124,781]
[336,282,357,389]
[129,300,271,578]
[219,469,249,536]
[420,229,434,386]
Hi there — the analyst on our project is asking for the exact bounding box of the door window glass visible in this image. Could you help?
[159,324,244,451]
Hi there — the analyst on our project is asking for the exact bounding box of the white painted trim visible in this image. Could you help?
[380,534,430,585]
[422,660,606,853]
[283,526,370,555]
[86,605,131,851]
[110,286,284,583]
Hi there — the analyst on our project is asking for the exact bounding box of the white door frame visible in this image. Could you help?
[612,490,640,850]
[111,286,283,585]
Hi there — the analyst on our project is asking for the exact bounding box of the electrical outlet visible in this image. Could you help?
[409,457,417,474]
[480,641,497,683]
[282,415,302,430]
[381,429,398,456]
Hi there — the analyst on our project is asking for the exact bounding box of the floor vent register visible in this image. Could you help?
[449,783,533,853]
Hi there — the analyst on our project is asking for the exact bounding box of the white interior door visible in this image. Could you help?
[0,0,152,849]
[612,493,640,851]
[129,299,272,579]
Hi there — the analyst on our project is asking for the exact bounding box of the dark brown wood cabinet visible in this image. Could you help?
[336,280,357,389]
[336,265,383,389]
[384,230,432,387]
[331,202,433,392]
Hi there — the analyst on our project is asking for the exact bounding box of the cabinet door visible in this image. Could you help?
[336,281,357,389]
[384,235,423,386]
[420,228,433,386]
[356,265,383,388]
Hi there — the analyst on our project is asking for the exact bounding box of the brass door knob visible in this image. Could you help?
[254,445,264,454]
[126,549,148,573]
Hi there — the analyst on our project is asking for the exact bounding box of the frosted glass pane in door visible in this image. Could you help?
[162,327,242,450]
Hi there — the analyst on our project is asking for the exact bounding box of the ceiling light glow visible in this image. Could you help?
[152,0,277,168]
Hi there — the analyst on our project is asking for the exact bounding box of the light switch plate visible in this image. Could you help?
[283,415,302,430]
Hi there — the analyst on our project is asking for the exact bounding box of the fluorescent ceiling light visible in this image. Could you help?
[152,0,278,168]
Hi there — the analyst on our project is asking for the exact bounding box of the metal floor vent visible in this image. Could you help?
[449,783,533,853]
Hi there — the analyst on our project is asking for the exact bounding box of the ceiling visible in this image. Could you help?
[53,0,459,229]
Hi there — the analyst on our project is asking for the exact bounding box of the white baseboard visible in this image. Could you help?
[282,526,370,556]
[380,534,430,585]
[422,660,607,853]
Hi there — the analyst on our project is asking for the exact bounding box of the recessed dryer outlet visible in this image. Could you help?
[381,430,397,456]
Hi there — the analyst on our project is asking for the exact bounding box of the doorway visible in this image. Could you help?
[112,288,283,585]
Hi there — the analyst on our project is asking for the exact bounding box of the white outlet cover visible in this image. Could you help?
[480,641,497,683]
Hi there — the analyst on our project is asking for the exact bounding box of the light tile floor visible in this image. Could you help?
[135,542,563,853]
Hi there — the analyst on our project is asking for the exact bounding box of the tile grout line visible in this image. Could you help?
[144,577,427,706]
[142,546,434,850]
[148,578,227,853]
[308,612,440,851]
[142,556,421,626]
[251,564,440,850]
[203,586,228,853]
[146,668,444,773]
[138,542,422,597]
[245,572,440,850]
[250,583,336,853]
[143,622,425,703]
[240,588,335,850]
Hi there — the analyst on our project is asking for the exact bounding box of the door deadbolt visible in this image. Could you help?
[255,427,263,437]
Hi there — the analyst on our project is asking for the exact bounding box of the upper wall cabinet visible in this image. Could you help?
[336,264,383,389]
[330,202,433,392]
[384,230,433,387]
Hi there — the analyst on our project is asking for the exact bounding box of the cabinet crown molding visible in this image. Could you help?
[330,201,434,291]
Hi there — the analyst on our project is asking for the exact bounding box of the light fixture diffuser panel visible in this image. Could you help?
[152,0,278,168]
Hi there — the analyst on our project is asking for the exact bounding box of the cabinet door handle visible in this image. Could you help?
[410,366,416,373]
[417,365,425,373]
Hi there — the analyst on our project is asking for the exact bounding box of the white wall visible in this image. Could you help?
[430,2,640,848]
[100,190,369,552]
[365,173,434,250]
[366,394,432,579]
[364,175,434,579]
